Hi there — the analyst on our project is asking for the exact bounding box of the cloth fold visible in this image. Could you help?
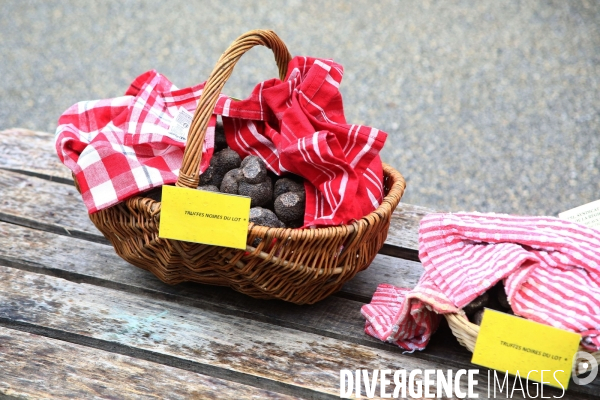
[55,56,387,227]
[214,56,387,226]
[362,212,600,352]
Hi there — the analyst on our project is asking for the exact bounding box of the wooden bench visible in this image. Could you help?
[0,128,597,399]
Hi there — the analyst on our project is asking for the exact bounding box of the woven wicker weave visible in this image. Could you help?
[445,313,600,376]
[81,30,406,304]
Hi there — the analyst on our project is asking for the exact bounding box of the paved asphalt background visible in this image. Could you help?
[2,1,599,216]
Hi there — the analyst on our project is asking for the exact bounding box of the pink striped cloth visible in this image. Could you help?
[362,212,600,352]
[55,57,387,227]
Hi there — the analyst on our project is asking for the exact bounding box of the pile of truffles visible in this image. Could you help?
[463,281,512,326]
[204,150,305,228]
[143,122,306,229]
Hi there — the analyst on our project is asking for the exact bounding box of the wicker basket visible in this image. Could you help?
[445,313,600,376]
[80,29,406,304]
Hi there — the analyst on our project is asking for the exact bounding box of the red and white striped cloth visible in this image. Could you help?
[362,212,600,352]
[55,57,387,227]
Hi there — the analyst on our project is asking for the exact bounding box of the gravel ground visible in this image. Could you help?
[2,0,599,216]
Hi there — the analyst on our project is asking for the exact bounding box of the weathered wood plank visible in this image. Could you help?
[0,220,427,360]
[342,254,423,302]
[0,128,427,252]
[0,128,72,182]
[0,168,104,243]
[0,265,494,399]
[380,203,432,261]
[0,219,418,303]
[0,326,298,400]
[1,222,597,398]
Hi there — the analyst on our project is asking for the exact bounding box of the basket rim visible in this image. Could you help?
[133,161,406,237]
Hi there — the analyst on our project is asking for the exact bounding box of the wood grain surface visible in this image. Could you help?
[0,128,72,182]
[0,326,299,400]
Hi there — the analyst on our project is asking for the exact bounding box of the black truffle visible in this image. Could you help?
[241,155,268,184]
[249,207,284,228]
[239,178,273,207]
[199,164,215,186]
[220,156,273,207]
[198,185,220,193]
[462,291,490,316]
[274,177,304,199]
[274,191,306,223]
[200,147,242,187]
[220,168,244,194]
[214,120,228,152]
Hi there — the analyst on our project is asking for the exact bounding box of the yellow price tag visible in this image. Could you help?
[158,185,251,250]
[471,309,580,390]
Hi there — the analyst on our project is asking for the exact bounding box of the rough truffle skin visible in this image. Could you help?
[274,177,305,199]
[220,168,244,194]
[219,156,273,207]
[200,147,242,187]
[241,155,267,184]
[239,178,273,207]
[199,164,215,186]
[249,207,284,228]
[274,191,306,223]
[273,176,306,226]
[198,185,220,193]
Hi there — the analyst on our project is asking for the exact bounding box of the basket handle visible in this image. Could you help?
[176,29,292,188]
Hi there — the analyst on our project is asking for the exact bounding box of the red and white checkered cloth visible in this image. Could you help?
[55,70,217,213]
[362,212,600,352]
[55,57,387,227]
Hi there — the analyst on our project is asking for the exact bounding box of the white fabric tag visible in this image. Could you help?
[166,107,194,142]
[559,199,600,228]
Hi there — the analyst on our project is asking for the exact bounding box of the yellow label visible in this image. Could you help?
[471,309,580,390]
[158,185,250,250]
